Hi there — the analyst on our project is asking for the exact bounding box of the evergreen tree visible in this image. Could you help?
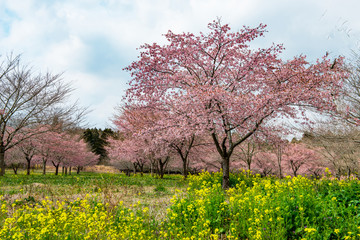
[83,128,116,164]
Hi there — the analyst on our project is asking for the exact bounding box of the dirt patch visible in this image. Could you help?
[31,183,46,188]
[83,165,120,173]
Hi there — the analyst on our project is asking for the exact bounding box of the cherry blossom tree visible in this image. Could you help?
[34,130,57,175]
[5,147,24,174]
[124,19,346,188]
[112,104,195,178]
[32,131,98,175]
[283,143,321,177]
[253,151,278,176]
[17,136,38,175]
[67,138,99,174]
[107,137,148,176]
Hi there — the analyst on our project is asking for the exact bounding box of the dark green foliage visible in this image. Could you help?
[82,128,116,164]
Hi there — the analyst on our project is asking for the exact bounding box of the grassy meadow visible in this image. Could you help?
[1,169,360,239]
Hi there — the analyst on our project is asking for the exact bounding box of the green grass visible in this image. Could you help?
[1,170,360,239]
[0,171,188,219]
[0,171,185,188]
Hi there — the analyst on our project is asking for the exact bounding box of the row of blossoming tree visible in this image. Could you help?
[106,122,325,179]
[5,127,98,175]
[108,19,347,189]
[0,53,97,175]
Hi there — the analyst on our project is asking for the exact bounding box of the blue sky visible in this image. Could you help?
[1,0,360,129]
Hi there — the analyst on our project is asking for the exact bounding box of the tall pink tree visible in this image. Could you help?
[124,20,346,188]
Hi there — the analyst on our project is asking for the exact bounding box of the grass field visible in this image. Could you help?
[1,169,360,239]
[0,170,187,220]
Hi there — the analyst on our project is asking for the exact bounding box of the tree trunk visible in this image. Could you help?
[277,147,283,178]
[64,167,68,175]
[133,163,137,175]
[69,166,71,175]
[42,159,47,175]
[53,163,60,175]
[278,163,283,178]
[292,163,299,177]
[150,161,154,177]
[158,160,164,179]
[182,158,188,179]
[246,158,252,177]
[0,145,5,176]
[77,166,81,174]
[12,165,18,175]
[222,156,230,189]
[157,157,169,179]
[26,158,31,175]
[139,164,144,176]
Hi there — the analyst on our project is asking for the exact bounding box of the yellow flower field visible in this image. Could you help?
[1,171,360,239]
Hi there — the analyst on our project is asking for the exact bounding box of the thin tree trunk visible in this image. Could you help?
[12,166,18,175]
[246,158,251,177]
[26,158,31,175]
[222,156,230,189]
[182,159,188,179]
[150,160,154,177]
[52,162,60,175]
[277,146,283,178]
[157,157,169,179]
[42,159,47,175]
[290,161,298,177]
[69,166,71,175]
[158,160,164,179]
[139,164,144,176]
[0,145,5,176]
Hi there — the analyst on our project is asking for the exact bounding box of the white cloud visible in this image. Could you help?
[1,0,360,128]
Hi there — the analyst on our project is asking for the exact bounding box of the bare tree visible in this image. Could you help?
[339,51,360,124]
[302,121,360,178]
[232,140,258,172]
[0,53,85,175]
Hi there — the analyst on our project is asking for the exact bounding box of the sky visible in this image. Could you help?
[1,0,360,129]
